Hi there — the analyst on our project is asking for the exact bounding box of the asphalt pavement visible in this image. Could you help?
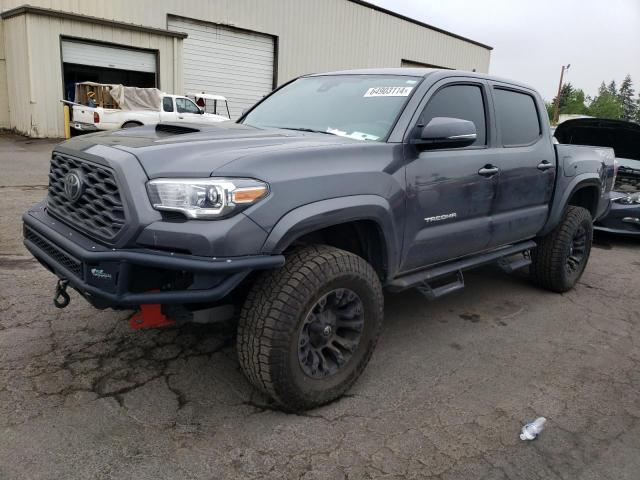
[1,133,639,479]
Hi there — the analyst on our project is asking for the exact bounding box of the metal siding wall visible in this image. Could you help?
[0,0,490,137]
[3,15,31,135]
[2,12,179,137]
[0,61,8,128]
[29,14,62,137]
[0,20,9,128]
[1,0,491,77]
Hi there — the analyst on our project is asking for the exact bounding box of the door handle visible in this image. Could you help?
[478,165,499,177]
[537,161,554,171]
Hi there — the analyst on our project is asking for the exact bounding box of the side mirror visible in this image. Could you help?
[413,117,477,149]
[198,107,204,114]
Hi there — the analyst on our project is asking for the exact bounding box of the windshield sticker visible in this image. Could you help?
[364,86,413,97]
[327,127,380,141]
[348,131,380,141]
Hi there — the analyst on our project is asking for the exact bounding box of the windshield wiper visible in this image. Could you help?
[274,127,337,136]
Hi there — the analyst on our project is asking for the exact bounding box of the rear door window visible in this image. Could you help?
[418,84,487,146]
[493,88,541,146]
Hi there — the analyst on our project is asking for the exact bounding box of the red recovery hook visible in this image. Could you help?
[128,292,176,329]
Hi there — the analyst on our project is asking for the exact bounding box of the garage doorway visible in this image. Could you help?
[168,17,276,120]
[61,39,158,102]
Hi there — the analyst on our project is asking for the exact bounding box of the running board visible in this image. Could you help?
[415,270,465,300]
[497,251,532,273]
[388,240,536,294]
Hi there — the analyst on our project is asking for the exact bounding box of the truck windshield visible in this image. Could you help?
[241,75,421,141]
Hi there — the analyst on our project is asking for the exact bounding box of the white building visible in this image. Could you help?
[0,0,492,137]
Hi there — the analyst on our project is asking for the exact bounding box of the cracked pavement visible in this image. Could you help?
[1,133,639,479]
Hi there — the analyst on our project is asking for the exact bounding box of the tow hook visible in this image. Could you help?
[53,279,70,309]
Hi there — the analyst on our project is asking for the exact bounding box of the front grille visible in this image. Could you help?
[616,168,640,193]
[24,226,83,278]
[47,153,126,242]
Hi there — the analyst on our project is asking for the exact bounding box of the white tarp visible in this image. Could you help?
[109,85,163,111]
[74,82,164,111]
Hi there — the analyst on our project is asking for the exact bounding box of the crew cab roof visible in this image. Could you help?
[306,68,538,92]
[309,67,440,77]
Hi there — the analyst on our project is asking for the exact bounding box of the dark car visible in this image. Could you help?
[23,69,615,410]
[555,118,640,236]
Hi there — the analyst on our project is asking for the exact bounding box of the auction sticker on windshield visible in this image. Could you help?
[364,86,413,97]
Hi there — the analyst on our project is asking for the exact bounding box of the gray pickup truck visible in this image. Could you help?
[23,68,615,410]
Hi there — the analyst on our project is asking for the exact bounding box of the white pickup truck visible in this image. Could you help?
[71,93,229,132]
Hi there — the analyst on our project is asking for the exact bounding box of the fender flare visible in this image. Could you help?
[539,173,602,236]
[260,195,401,278]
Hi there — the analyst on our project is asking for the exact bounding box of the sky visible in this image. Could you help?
[370,0,640,102]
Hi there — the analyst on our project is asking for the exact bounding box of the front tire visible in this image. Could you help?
[530,206,593,293]
[237,245,383,411]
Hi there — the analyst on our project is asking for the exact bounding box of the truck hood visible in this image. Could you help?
[554,118,640,162]
[61,122,357,178]
[554,118,640,193]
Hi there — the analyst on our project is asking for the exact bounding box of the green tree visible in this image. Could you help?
[551,83,588,117]
[552,83,573,112]
[545,101,554,121]
[607,80,617,96]
[618,74,636,121]
[588,90,623,119]
[598,81,608,96]
[562,88,588,115]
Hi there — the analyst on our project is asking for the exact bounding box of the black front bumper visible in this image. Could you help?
[23,206,285,308]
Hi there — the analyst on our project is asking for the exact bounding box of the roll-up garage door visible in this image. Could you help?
[61,40,157,73]
[168,17,275,119]
[61,40,157,101]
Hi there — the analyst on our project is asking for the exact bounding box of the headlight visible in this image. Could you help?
[614,192,640,205]
[147,178,268,219]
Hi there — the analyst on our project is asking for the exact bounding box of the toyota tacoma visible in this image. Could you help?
[23,69,616,410]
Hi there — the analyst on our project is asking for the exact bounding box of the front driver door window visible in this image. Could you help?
[175,98,202,122]
[402,82,497,271]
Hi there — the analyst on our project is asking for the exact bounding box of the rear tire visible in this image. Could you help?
[121,121,143,129]
[530,206,593,293]
[237,245,383,411]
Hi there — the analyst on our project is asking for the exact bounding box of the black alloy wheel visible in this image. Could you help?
[566,225,588,274]
[298,288,364,379]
